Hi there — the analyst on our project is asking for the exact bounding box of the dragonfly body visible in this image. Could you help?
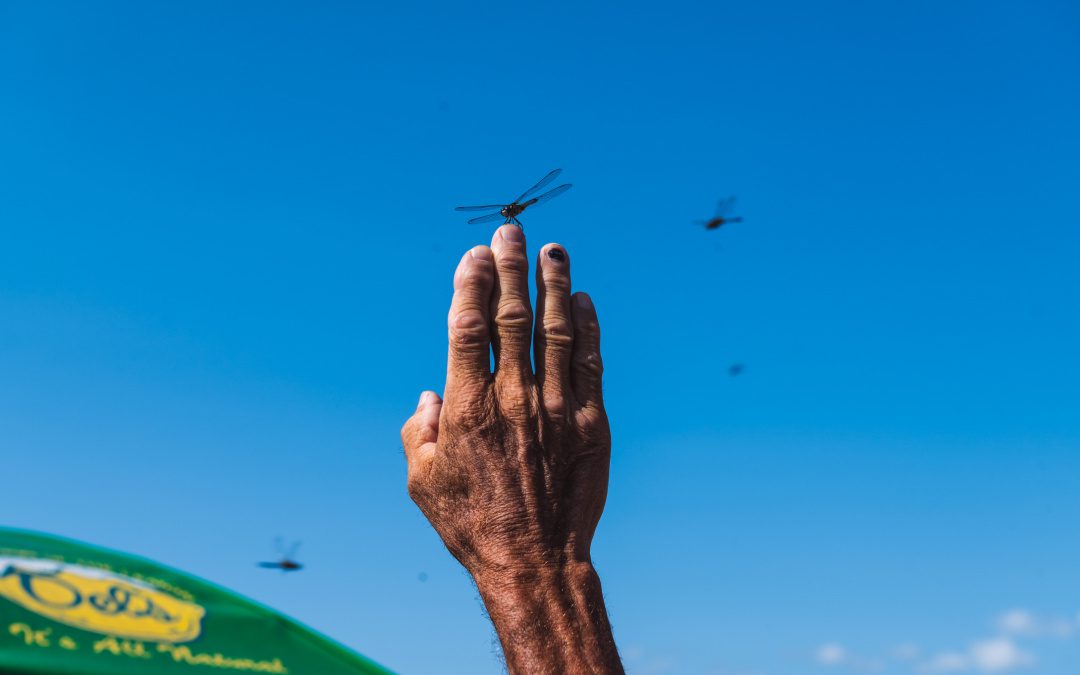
[258,538,303,573]
[456,169,572,228]
[499,197,539,225]
[257,560,303,572]
[704,215,743,230]
[697,196,743,230]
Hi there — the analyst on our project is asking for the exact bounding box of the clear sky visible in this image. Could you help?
[2,1,1079,673]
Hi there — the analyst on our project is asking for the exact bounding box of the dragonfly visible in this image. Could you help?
[455,168,572,227]
[257,538,303,572]
[696,196,743,230]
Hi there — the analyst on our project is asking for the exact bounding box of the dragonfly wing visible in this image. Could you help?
[258,562,282,569]
[514,168,562,203]
[715,196,736,216]
[530,183,572,206]
[468,211,506,224]
[455,204,506,212]
[285,541,302,560]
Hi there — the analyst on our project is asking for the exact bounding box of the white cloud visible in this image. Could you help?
[969,637,1034,672]
[813,644,884,672]
[920,638,1034,674]
[813,608,1071,674]
[997,610,1037,636]
[817,643,847,666]
[996,609,1073,639]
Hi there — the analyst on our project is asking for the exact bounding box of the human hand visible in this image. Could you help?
[401,224,621,673]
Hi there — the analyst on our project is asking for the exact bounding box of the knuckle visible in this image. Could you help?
[541,317,573,345]
[449,396,491,426]
[576,319,601,338]
[580,422,611,446]
[400,416,420,447]
[449,309,489,345]
[496,251,529,276]
[542,272,571,293]
[574,406,610,443]
[495,375,537,406]
[574,351,604,378]
[406,473,427,503]
[543,393,567,417]
[495,301,532,330]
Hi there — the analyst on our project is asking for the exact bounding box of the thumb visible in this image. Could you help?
[401,390,442,468]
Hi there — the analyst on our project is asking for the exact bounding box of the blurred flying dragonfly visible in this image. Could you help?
[696,196,744,230]
[257,538,303,572]
[455,168,572,227]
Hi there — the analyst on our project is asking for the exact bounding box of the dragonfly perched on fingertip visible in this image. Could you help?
[455,169,572,227]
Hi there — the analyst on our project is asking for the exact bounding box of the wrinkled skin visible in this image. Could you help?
[401,224,621,674]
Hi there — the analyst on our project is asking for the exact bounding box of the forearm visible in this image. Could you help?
[474,561,624,675]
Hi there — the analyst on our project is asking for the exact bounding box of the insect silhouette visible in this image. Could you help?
[257,538,303,572]
[455,168,572,227]
[696,196,743,230]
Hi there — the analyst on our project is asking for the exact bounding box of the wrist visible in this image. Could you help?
[473,559,623,674]
[471,555,594,595]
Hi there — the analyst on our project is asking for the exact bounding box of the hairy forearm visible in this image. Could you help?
[474,562,624,675]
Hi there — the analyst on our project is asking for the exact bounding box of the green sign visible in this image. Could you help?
[0,528,390,675]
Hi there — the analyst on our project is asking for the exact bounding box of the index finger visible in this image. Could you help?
[445,245,495,402]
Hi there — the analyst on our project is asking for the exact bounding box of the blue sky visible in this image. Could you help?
[2,1,1079,673]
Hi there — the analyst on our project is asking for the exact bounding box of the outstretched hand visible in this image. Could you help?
[401,224,621,674]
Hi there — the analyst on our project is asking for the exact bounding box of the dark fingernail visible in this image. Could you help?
[547,248,566,262]
[574,293,593,309]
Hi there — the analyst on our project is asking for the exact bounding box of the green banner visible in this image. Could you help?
[0,528,390,675]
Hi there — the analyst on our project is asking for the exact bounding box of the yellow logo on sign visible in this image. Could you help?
[0,558,204,643]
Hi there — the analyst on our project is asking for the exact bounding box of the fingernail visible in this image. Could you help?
[470,246,492,261]
[547,247,566,263]
[575,293,593,309]
[500,224,524,242]
[419,391,435,406]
